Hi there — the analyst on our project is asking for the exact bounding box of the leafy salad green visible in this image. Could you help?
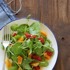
[6,21,54,70]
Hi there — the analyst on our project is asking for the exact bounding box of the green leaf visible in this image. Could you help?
[10,42,23,55]
[33,38,43,55]
[8,66,18,70]
[22,39,33,54]
[39,61,49,67]
[22,40,28,49]
[22,58,32,70]
[26,39,33,54]
[17,24,29,33]
[34,38,42,48]
[46,47,54,52]
[29,22,40,35]
[11,37,17,43]
[26,39,33,47]
[36,41,42,48]
[46,39,51,44]
[43,40,51,52]
[25,69,32,70]
[1,44,5,50]
[43,46,54,53]
[34,48,43,56]
[14,35,21,40]
[6,46,12,58]
[21,50,28,58]
[44,40,51,47]
[11,55,17,62]
[11,24,18,31]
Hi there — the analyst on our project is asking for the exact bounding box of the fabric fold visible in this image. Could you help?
[0,0,16,30]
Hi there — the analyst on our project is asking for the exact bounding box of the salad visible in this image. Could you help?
[5,21,54,70]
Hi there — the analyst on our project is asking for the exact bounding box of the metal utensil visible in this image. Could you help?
[2,25,11,70]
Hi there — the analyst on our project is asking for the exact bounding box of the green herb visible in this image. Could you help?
[10,42,23,55]
[11,24,18,31]
[17,24,29,34]
[22,58,32,70]
[8,66,18,70]
[39,61,49,67]
[29,22,40,35]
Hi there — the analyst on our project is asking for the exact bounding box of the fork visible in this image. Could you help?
[2,25,11,70]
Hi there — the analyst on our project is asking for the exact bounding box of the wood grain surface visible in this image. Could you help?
[5,0,70,70]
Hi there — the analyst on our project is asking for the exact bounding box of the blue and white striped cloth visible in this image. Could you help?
[0,0,16,30]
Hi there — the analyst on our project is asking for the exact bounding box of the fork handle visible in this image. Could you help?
[2,50,6,70]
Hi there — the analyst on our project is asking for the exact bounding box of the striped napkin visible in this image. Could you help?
[0,0,16,30]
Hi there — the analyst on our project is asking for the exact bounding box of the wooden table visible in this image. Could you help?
[5,0,70,70]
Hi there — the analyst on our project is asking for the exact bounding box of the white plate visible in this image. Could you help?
[0,19,58,70]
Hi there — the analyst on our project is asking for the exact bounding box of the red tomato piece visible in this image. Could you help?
[46,51,53,57]
[33,66,40,70]
[25,33,32,39]
[38,37,45,44]
[12,33,17,37]
[31,35,37,39]
[31,54,42,61]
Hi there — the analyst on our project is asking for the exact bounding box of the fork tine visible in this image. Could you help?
[8,26,11,41]
[2,28,4,42]
[3,25,11,41]
[6,26,8,41]
[8,26,10,41]
[7,25,9,41]
[3,26,6,41]
[5,26,7,41]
